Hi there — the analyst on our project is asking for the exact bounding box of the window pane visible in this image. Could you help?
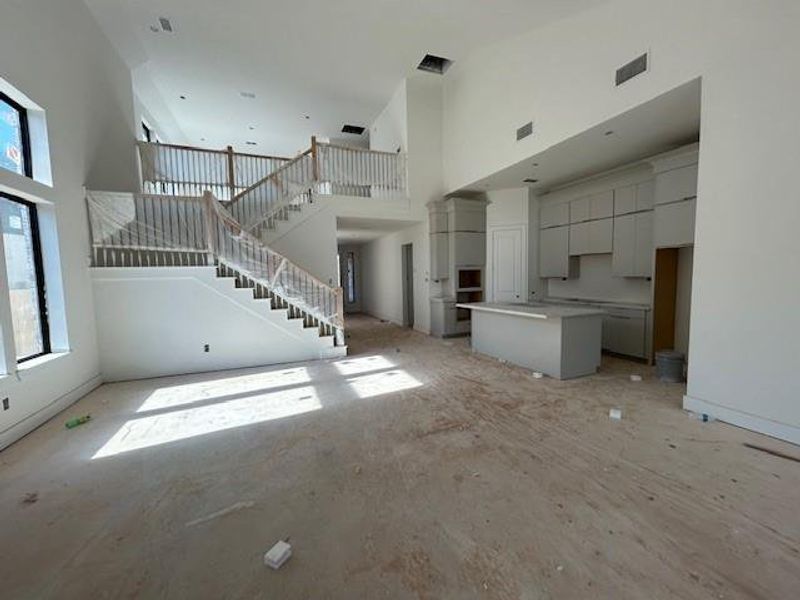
[346,252,356,303]
[0,98,25,176]
[1,197,44,359]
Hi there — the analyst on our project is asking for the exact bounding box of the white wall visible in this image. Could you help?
[442,0,800,442]
[92,267,340,381]
[359,223,430,333]
[0,0,140,450]
[268,206,339,286]
[370,81,408,155]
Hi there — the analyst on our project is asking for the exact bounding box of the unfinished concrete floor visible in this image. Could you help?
[1,315,799,599]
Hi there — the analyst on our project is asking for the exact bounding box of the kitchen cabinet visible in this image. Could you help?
[540,202,570,228]
[654,164,698,206]
[430,232,449,281]
[539,225,571,278]
[613,212,653,277]
[602,307,648,359]
[615,180,655,215]
[654,198,695,248]
[570,218,613,256]
[570,191,614,223]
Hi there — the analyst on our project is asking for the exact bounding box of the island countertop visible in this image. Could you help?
[455,302,606,320]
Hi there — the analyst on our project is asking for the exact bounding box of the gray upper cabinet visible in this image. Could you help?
[615,180,655,215]
[654,164,698,205]
[540,202,570,228]
[540,225,570,277]
[613,211,653,277]
[570,191,614,223]
[654,198,696,248]
[570,218,612,256]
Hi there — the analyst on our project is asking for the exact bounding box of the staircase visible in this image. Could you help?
[88,137,406,366]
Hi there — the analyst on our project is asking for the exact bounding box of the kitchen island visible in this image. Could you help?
[456,302,605,379]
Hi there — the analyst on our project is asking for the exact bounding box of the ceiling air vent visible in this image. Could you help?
[158,17,174,33]
[616,53,648,86]
[341,124,365,135]
[417,54,453,75]
[516,121,534,141]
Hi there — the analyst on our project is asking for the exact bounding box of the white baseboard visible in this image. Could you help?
[0,374,102,451]
[683,394,800,446]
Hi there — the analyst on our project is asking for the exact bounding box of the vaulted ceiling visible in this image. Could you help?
[84,0,605,156]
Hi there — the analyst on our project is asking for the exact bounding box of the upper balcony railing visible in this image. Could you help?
[137,142,291,201]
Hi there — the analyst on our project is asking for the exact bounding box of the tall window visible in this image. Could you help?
[1,193,49,361]
[0,92,31,177]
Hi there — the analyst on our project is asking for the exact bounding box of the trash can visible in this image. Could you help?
[656,350,685,383]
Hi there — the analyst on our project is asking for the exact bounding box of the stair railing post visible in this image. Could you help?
[202,191,218,264]
[311,136,319,184]
[226,145,236,201]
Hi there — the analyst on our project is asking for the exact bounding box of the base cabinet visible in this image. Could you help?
[602,309,648,359]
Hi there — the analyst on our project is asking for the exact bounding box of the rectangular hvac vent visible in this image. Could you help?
[341,124,365,135]
[417,54,453,75]
[158,17,174,33]
[516,121,533,141]
[616,53,648,86]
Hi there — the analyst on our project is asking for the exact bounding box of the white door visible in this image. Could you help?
[491,227,525,303]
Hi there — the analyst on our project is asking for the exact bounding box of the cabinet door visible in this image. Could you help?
[612,214,636,275]
[430,232,449,280]
[590,191,615,219]
[541,202,570,228]
[570,197,590,223]
[569,222,589,256]
[589,218,613,254]
[636,180,655,211]
[540,225,570,277]
[603,311,647,357]
[614,185,637,215]
[655,164,698,205]
[634,212,654,276]
[654,198,696,247]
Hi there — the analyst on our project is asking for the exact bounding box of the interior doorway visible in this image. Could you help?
[653,246,693,365]
[401,243,414,328]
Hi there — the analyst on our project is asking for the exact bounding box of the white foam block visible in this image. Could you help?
[630,374,643,382]
[609,408,623,420]
[264,540,292,570]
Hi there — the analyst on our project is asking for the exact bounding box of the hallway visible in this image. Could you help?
[1,316,798,599]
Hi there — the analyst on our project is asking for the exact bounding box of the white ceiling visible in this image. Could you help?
[464,78,702,194]
[84,0,606,156]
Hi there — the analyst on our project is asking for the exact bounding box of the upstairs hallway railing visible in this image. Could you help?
[138,142,291,201]
[228,137,407,238]
[86,190,344,342]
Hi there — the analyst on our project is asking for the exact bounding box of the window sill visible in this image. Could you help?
[16,351,70,372]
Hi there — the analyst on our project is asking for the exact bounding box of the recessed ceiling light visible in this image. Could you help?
[532,163,539,167]
[240,91,256,99]
[604,130,614,136]
[200,137,206,141]
[248,126,255,130]
[179,95,187,100]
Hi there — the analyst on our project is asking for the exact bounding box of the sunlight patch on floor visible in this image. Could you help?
[333,355,395,376]
[137,368,311,412]
[94,386,320,458]
[347,369,422,399]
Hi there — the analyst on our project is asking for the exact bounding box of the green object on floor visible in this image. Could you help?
[65,415,91,429]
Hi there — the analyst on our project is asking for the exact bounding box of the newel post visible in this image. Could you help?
[226,145,236,200]
[311,136,319,183]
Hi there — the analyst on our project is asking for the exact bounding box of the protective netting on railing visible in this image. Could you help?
[86,191,343,329]
[229,150,316,236]
[317,144,407,199]
[138,142,289,201]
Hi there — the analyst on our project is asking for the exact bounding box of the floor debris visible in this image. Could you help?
[185,501,255,527]
[630,374,643,382]
[609,408,623,421]
[22,492,38,505]
[264,540,292,570]
[532,371,544,379]
[65,415,91,429]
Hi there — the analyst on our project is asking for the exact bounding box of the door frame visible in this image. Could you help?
[401,243,414,328]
